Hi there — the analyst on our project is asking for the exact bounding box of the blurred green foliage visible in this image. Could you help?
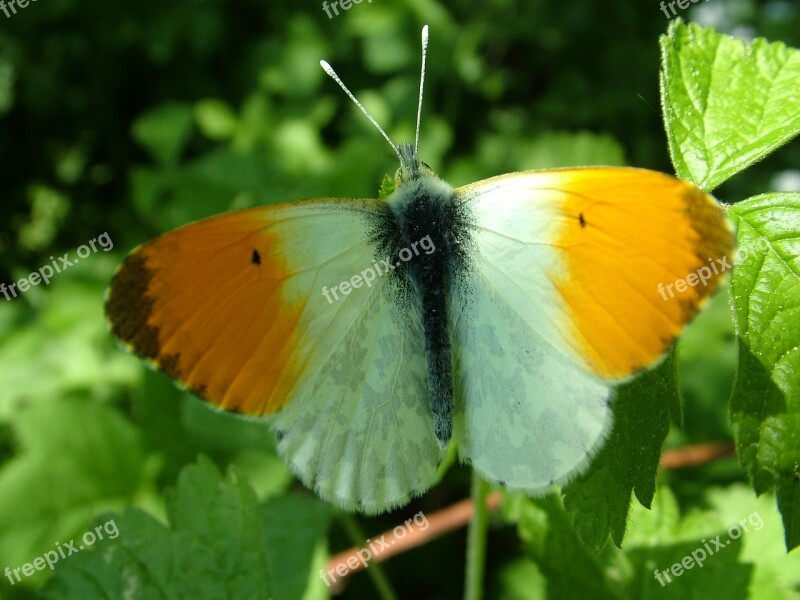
[1,0,799,598]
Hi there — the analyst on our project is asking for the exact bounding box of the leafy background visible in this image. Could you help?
[1,0,799,599]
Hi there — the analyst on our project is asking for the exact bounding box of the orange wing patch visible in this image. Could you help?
[105,206,304,414]
[551,168,735,378]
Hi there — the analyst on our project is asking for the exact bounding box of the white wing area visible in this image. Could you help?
[452,175,613,491]
[266,204,442,513]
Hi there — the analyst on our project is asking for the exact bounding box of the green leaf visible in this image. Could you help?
[492,559,546,600]
[660,21,800,190]
[0,399,149,581]
[41,458,330,600]
[0,278,140,414]
[129,166,167,218]
[703,486,800,600]
[505,494,620,600]
[563,350,681,548]
[622,485,800,600]
[506,484,800,600]
[622,486,754,600]
[729,193,800,550]
[777,480,800,558]
[132,102,195,165]
[162,149,274,228]
[261,495,332,600]
[195,98,239,141]
[676,287,738,441]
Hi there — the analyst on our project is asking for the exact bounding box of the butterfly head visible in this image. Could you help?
[395,142,436,186]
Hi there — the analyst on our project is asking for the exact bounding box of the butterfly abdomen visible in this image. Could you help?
[381,170,474,447]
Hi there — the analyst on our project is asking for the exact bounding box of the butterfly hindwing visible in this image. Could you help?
[272,275,442,513]
[105,199,442,512]
[451,277,613,491]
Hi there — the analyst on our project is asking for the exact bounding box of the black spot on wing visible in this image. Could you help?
[251,249,261,265]
[579,212,586,228]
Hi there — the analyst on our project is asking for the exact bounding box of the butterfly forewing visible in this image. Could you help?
[106,199,442,512]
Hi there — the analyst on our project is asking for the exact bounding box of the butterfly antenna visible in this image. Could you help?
[415,25,429,156]
[320,59,402,163]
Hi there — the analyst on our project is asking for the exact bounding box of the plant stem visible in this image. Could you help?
[464,471,490,600]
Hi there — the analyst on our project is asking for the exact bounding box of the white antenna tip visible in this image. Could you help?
[422,25,429,41]
[320,60,334,75]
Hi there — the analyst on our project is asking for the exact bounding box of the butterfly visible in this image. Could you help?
[105,26,735,514]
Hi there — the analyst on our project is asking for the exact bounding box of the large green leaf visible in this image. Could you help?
[41,458,331,599]
[261,495,332,600]
[729,193,800,550]
[0,278,140,415]
[505,485,800,600]
[620,486,800,600]
[563,351,681,549]
[505,494,620,600]
[660,21,800,190]
[0,399,149,583]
